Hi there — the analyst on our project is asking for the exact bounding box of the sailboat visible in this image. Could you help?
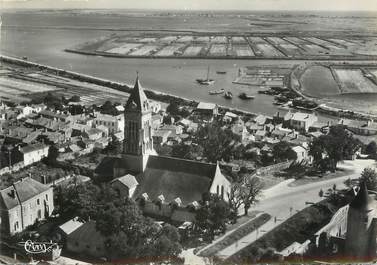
[196,66,215,85]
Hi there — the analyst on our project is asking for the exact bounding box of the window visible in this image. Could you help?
[14,221,19,231]
[216,185,219,195]
[221,186,224,199]
[37,210,42,219]
[37,199,40,205]
[45,194,48,201]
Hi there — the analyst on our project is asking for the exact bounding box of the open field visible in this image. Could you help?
[129,45,160,56]
[106,43,143,54]
[183,45,203,56]
[232,45,254,57]
[255,43,283,57]
[209,44,227,56]
[155,43,185,56]
[334,68,377,93]
[0,65,130,105]
[68,32,377,59]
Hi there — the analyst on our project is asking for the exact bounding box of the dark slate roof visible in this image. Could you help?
[13,177,50,203]
[94,156,119,177]
[350,182,369,209]
[0,177,50,210]
[125,76,150,113]
[20,143,48,154]
[132,155,218,205]
[67,221,105,245]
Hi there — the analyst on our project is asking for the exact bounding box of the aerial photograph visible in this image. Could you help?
[0,0,377,264]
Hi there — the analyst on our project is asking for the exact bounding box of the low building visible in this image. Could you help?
[339,119,377,136]
[111,174,139,199]
[195,102,218,118]
[223,112,238,123]
[288,112,318,132]
[292,145,309,163]
[66,221,106,258]
[93,113,124,134]
[83,128,103,141]
[15,143,49,166]
[0,177,54,236]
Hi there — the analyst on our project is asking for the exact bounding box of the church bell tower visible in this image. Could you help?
[122,73,155,172]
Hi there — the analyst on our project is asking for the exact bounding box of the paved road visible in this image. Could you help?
[216,159,377,259]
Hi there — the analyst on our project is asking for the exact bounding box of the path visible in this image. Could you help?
[216,159,376,259]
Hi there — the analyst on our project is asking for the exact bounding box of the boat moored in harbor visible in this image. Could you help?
[224,91,233,99]
[239,92,255,100]
[209,88,225,95]
[196,66,215,85]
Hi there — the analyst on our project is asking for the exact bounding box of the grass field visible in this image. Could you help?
[334,68,377,93]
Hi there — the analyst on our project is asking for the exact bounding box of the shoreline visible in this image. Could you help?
[2,54,376,121]
[64,48,377,61]
[0,54,257,118]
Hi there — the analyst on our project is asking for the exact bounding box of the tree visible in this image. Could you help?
[196,122,235,163]
[272,141,297,162]
[366,141,377,156]
[104,135,122,155]
[309,125,361,172]
[69,95,81,102]
[171,143,203,160]
[228,177,263,216]
[195,195,230,240]
[44,144,59,166]
[360,167,377,191]
[56,183,182,261]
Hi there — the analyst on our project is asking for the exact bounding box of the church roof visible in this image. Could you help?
[125,76,150,113]
[131,156,222,205]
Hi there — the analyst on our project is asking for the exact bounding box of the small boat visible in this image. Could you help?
[216,71,227,74]
[224,91,233,99]
[209,89,225,95]
[197,66,215,85]
[239,92,255,100]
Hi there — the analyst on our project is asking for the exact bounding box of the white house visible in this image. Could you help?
[18,143,49,166]
[93,113,124,134]
[288,112,318,132]
[0,177,54,236]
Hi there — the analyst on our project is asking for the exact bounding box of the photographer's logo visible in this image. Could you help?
[19,240,58,254]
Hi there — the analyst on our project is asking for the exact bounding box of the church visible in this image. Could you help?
[108,76,231,209]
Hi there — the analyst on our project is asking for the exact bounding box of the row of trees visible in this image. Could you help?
[55,183,182,261]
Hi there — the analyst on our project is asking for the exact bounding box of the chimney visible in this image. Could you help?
[40,175,47,184]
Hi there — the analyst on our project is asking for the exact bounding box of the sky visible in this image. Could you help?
[1,0,377,11]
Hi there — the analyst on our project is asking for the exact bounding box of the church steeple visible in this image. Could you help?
[125,72,151,113]
[123,73,154,171]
